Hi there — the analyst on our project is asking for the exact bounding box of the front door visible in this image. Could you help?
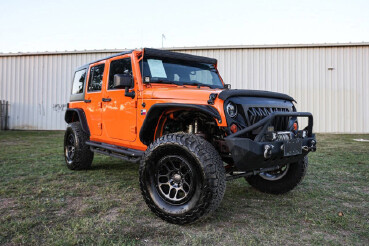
[102,56,137,141]
[84,62,106,137]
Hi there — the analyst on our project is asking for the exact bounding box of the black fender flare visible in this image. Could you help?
[139,103,221,145]
[65,108,90,135]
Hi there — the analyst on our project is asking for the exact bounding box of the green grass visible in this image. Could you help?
[0,131,368,245]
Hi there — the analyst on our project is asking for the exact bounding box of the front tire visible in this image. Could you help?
[246,156,308,194]
[139,133,226,224]
[64,122,94,170]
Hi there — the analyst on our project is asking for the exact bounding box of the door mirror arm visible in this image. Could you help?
[125,87,135,99]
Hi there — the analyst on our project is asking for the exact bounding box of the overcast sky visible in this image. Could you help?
[0,0,368,53]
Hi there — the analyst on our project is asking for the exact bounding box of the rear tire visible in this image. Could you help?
[139,133,226,224]
[246,156,308,194]
[64,122,94,170]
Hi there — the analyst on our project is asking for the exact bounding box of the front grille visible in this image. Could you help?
[247,107,290,131]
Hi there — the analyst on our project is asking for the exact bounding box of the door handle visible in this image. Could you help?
[102,98,111,102]
[84,99,91,103]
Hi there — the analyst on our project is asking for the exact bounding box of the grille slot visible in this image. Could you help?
[247,107,290,131]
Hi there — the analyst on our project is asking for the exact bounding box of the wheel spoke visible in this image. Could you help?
[155,155,195,204]
[162,163,172,172]
[167,158,177,171]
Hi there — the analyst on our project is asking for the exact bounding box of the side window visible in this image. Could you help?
[108,58,132,90]
[87,64,105,92]
[71,69,86,94]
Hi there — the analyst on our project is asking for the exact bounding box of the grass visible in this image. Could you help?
[0,131,368,245]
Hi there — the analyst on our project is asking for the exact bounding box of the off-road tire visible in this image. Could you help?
[246,156,308,194]
[139,133,226,224]
[64,122,94,170]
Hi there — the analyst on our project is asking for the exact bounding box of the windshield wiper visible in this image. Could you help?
[150,79,178,85]
[182,82,212,88]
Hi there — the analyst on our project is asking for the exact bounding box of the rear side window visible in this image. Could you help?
[88,64,105,92]
[108,58,132,89]
[71,69,86,94]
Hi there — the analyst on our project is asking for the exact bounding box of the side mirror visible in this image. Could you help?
[114,74,133,89]
[224,84,231,89]
[113,74,135,98]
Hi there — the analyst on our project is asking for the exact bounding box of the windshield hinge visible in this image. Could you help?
[207,93,218,105]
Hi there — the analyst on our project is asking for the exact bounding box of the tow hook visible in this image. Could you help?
[264,145,273,159]
[310,140,317,152]
[302,140,317,152]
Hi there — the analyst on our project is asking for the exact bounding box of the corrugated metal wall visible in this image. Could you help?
[0,52,117,130]
[0,44,368,133]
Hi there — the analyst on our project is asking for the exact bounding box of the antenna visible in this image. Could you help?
[162,34,166,48]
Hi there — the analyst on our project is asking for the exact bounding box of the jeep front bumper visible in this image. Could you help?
[225,112,316,172]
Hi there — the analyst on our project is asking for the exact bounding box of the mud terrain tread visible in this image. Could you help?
[246,156,308,194]
[139,133,226,224]
[64,122,94,170]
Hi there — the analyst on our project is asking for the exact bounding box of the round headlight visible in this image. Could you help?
[226,102,237,118]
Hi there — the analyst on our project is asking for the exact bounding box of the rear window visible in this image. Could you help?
[88,64,105,92]
[71,69,86,94]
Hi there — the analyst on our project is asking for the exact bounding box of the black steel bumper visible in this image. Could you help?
[225,112,316,171]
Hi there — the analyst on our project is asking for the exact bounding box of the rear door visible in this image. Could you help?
[102,56,137,141]
[84,62,106,137]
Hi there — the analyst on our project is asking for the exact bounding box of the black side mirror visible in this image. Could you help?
[114,74,133,89]
[113,74,135,98]
[224,84,231,89]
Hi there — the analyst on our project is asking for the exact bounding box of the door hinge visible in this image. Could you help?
[130,126,137,134]
[98,123,102,129]
[98,102,102,108]
[134,101,137,108]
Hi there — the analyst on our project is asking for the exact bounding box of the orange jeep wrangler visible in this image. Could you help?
[64,48,316,224]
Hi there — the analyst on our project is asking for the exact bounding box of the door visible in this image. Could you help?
[102,56,137,141]
[84,62,106,136]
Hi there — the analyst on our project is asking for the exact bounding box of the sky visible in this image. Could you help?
[0,0,368,53]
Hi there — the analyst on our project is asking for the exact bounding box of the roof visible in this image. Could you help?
[75,48,217,70]
[143,48,217,64]
[75,50,133,70]
[0,42,368,57]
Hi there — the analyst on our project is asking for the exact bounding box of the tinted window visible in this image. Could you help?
[139,58,223,89]
[108,58,132,89]
[88,64,105,92]
[71,69,86,94]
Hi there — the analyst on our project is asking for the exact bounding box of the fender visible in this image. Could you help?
[139,103,221,145]
[64,108,90,135]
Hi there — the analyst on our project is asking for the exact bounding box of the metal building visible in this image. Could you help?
[0,43,368,133]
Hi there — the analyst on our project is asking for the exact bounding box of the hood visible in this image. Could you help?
[143,86,295,104]
[144,85,223,101]
[218,89,296,102]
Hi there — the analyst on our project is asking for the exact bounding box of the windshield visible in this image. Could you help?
[139,57,224,88]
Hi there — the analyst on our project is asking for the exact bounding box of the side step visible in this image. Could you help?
[86,141,144,163]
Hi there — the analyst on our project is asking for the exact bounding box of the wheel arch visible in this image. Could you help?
[139,103,221,146]
[65,108,90,135]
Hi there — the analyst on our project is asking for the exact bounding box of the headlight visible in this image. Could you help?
[226,102,237,118]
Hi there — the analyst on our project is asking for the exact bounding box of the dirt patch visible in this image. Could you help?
[0,198,16,210]
[101,207,120,222]
[55,197,89,217]
[0,197,18,217]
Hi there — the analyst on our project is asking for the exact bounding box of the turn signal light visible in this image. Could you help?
[293,122,298,131]
[230,124,238,133]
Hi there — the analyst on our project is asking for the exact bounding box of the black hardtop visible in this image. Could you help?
[75,48,217,72]
[75,50,133,71]
[143,48,217,65]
